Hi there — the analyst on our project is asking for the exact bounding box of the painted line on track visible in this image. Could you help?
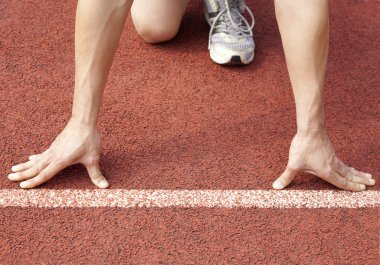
[0,189,379,208]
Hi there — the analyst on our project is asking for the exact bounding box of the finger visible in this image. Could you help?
[8,158,49,182]
[29,149,50,161]
[20,161,66,189]
[345,172,375,186]
[334,160,375,186]
[348,167,372,180]
[11,159,37,172]
[323,172,366,192]
[334,159,375,186]
[85,162,109,189]
[29,154,40,161]
[273,167,298,190]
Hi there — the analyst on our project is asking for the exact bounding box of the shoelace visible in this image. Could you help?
[208,0,255,49]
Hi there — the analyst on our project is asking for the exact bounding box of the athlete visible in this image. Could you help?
[8,0,375,191]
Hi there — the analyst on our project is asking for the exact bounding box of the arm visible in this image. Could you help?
[272,0,375,191]
[8,0,132,188]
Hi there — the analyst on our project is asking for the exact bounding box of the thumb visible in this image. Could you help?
[85,160,109,189]
[272,167,298,190]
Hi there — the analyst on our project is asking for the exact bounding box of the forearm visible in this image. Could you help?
[71,0,132,125]
[275,0,329,135]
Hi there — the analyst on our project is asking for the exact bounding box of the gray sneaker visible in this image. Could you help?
[204,0,255,65]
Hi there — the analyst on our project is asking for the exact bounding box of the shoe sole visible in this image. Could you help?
[210,50,255,65]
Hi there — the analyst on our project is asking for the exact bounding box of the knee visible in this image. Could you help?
[131,6,180,44]
[133,21,179,43]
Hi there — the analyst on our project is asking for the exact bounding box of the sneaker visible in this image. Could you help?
[204,0,255,65]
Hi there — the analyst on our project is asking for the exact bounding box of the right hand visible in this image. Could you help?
[273,132,375,192]
[8,118,109,189]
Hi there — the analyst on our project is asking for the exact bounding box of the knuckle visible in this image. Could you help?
[324,169,335,180]
[91,172,103,181]
[85,156,100,166]
[341,178,349,188]
[345,174,353,182]
[286,162,300,172]
[331,156,341,168]
[339,163,349,175]
[55,154,75,165]
[45,148,55,157]
[41,159,49,167]
[66,157,76,165]
[39,170,47,180]
[32,163,40,173]
[54,159,68,168]
[43,152,54,162]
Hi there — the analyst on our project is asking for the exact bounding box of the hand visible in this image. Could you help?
[8,118,109,189]
[273,131,375,191]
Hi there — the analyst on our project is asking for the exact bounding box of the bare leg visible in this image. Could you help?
[8,0,132,189]
[272,0,375,191]
[131,0,189,43]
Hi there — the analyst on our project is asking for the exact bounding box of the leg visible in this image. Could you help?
[131,0,189,43]
[272,0,375,191]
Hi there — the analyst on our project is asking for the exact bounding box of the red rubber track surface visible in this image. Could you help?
[1,208,378,264]
[1,1,379,190]
[1,0,379,263]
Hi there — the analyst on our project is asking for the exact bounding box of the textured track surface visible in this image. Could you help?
[1,208,378,264]
[1,0,379,263]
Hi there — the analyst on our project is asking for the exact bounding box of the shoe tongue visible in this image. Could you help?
[215,11,244,35]
[214,19,246,37]
[221,0,245,13]
[205,0,219,13]
[208,0,248,36]
[206,0,245,14]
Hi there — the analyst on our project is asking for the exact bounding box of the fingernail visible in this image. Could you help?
[11,166,19,172]
[8,173,18,180]
[20,182,27,188]
[272,181,284,190]
[360,184,366,191]
[366,174,372,179]
[99,180,109,189]
[369,179,375,185]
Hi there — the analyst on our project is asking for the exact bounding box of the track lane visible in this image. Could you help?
[1,1,379,264]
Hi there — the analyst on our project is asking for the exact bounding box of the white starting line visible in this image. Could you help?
[0,189,379,208]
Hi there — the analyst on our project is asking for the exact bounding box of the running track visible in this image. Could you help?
[1,0,379,263]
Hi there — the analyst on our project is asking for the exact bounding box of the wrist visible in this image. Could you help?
[70,113,98,127]
[296,103,325,137]
[296,123,327,138]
